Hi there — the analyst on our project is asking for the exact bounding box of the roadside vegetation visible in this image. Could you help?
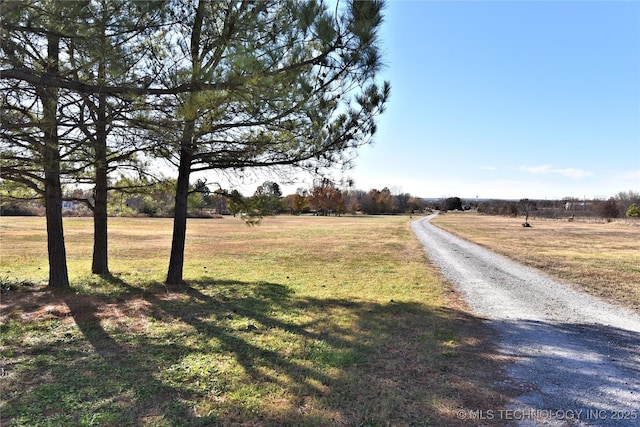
[432,212,640,312]
[1,215,510,426]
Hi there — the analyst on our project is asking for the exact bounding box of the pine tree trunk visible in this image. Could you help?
[92,155,109,275]
[42,33,69,288]
[92,64,109,275]
[44,175,69,288]
[166,1,203,285]
[166,122,195,285]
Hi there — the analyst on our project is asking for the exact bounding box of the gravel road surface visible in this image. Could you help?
[411,214,640,426]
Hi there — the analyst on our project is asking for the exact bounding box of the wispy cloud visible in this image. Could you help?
[481,166,496,171]
[520,165,593,179]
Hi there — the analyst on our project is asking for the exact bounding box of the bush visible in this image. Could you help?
[0,202,38,216]
[598,198,619,221]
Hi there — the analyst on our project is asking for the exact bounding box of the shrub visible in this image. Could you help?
[0,202,38,216]
[599,198,619,221]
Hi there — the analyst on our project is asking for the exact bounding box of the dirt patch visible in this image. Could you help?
[2,286,153,324]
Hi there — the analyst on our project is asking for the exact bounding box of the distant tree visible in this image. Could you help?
[251,181,284,216]
[138,196,162,217]
[226,190,245,217]
[358,189,376,214]
[444,197,463,211]
[187,191,205,213]
[520,198,534,226]
[308,179,344,216]
[408,196,427,213]
[344,189,366,214]
[255,181,282,199]
[190,179,212,209]
[616,191,640,217]
[286,188,308,215]
[626,203,639,218]
[616,190,640,205]
[393,192,411,213]
[108,176,176,217]
[363,189,379,214]
[363,188,392,214]
[206,192,230,215]
[599,198,619,221]
[377,187,393,213]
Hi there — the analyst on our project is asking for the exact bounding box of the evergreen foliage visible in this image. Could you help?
[1,0,389,286]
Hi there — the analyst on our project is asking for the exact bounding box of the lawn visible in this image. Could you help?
[0,215,509,426]
[432,212,640,312]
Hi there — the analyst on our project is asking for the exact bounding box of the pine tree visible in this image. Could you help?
[160,0,389,284]
[0,0,89,287]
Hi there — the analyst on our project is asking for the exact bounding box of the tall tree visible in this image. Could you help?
[2,0,390,287]
[41,26,69,287]
[159,0,390,284]
[2,0,168,279]
[0,0,88,287]
[66,0,167,275]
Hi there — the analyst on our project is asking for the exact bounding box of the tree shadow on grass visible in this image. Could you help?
[1,275,512,426]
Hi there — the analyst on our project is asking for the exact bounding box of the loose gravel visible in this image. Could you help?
[412,214,640,427]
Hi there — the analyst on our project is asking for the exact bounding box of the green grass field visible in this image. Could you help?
[0,216,507,426]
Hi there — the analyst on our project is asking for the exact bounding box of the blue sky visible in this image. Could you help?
[343,0,640,200]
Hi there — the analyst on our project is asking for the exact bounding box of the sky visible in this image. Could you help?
[344,0,640,200]
[207,0,640,200]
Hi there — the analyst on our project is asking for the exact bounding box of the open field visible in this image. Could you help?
[0,215,510,426]
[432,212,640,312]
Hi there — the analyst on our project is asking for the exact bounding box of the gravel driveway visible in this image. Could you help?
[412,214,640,426]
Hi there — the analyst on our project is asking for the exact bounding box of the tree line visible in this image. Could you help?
[472,191,640,221]
[1,0,389,287]
[1,177,430,217]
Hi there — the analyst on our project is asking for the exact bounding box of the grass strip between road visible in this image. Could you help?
[0,215,510,426]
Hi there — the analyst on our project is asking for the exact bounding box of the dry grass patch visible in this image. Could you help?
[1,215,511,426]
[432,212,640,311]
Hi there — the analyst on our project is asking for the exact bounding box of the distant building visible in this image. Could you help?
[564,201,591,210]
[62,200,77,211]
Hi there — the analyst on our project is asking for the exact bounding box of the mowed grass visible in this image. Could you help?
[432,212,640,312]
[0,215,509,426]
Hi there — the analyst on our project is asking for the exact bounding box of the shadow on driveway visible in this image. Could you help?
[490,319,640,426]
